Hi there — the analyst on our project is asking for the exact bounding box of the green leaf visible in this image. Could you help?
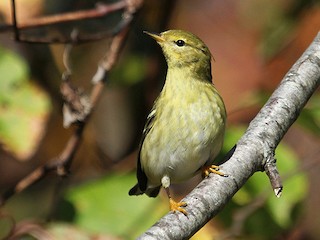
[296,93,320,135]
[223,125,307,231]
[223,125,246,151]
[0,48,27,89]
[64,173,167,238]
[266,144,308,228]
[0,47,51,159]
[109,54,147,86]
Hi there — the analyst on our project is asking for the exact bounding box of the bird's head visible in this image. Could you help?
[144,30,212,69]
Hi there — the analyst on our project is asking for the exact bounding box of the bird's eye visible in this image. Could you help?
[175,40,185,47]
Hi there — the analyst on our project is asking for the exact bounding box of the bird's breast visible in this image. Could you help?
[140,81,226,185]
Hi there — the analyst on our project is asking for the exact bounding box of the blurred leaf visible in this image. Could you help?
[64,172,167,239]
[109,54,147,86]
[223,125,246,151]
[297,93,320,135]
[0,215,13,240]
[267,144,308,228]
[49,222,120,240]
[253,0,296,60]
[0,49,27,87]
[260,19,295,59]
[222,125,307,235]
[0,47,51,160]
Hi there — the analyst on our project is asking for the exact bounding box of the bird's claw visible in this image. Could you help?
[169,198,188,215]
[202,165,228,178]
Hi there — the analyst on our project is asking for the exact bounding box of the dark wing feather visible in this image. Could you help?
[129,108,157,194]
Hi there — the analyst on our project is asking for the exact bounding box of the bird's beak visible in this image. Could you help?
[144,31,165,43]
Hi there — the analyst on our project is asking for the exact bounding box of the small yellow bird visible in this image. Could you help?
[129,30,227,215]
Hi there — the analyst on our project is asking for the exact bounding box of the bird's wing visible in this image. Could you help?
[136,108,157,192]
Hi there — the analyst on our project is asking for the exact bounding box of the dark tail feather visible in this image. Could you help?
[146,186,161,197]
[129,184,161,198]
[129,183,143,196]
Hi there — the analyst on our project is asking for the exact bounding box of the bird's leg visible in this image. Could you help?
[161,175,187,215]
[164,187,187,215]
[202,164,228,178]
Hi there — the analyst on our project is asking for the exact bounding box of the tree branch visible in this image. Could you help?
[0,0,143,207]
[16,1,127,30]
[2,0,139,43]
[138,32,320,239]
[4,1,126,31]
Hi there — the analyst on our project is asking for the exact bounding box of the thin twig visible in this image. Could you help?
[0,0,143,206]
[10,0,19,41]
[219,148,320,239]
[4,1,126,31]
[1,0,134,44]
[7,220,53,240]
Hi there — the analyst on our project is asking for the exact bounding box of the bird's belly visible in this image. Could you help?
[140,97,224,186]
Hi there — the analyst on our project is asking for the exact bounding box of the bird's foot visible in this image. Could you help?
[202,165,228,178]
[169,198,187,215]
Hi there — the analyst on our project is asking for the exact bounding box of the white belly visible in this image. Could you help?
[140,91,225,186]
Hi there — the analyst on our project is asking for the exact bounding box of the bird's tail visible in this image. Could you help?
[129,184,161,198]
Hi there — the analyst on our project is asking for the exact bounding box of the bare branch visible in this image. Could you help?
[220,148,320,239]
[1,0,141,43]
[264,155,283,197]
[7,220,53,240]
[0,0,143,206]
[61,30,91,128]
[3,1,126,31]
[138,32,320,239]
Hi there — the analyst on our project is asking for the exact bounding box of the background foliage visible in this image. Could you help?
[0,0,319,239]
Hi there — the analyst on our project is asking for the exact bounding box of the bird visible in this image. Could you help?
[129,29,227,215]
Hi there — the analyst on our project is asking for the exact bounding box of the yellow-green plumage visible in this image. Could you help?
[129,30,226,214]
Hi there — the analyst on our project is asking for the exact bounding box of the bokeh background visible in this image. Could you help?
[0,0,320,239]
